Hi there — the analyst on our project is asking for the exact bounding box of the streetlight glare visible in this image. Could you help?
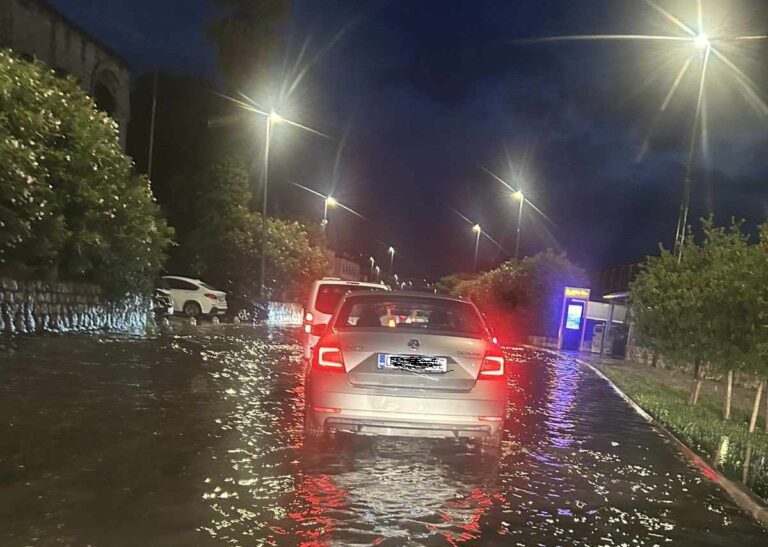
[472,224,481,233]
[512,190,524,201]
[388,246,395,254]
[694,34,710,49]
[326,196,337,206]
[269,111,284,124]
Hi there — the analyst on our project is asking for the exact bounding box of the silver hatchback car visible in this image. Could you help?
[305,292,508,444]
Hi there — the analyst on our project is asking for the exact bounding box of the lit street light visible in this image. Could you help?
[472,224,482,273]
[514,1,768,258]
[388,246,395,275]
[480,166,555,260]
[289,182,368,243]
[322,196,337,229]
[212,93,331,298]
[512,190,524,259]
[375,265,381,282]
[368,256,375,281]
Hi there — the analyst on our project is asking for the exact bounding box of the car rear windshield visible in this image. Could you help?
[335,295,487,336]
[313,284,385,314]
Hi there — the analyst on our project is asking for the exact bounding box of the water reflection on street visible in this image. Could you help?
[0,325,766,545]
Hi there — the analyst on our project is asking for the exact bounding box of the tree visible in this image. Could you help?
[631,218,767,412]
[127,72,248,239]
[0,50,171,294]
[435,272,478,295]
[178,158,328,301]
[457,250,588,343]
[207,0,291,92]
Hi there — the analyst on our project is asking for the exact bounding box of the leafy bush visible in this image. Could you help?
[0,50,172,294]
[456,250,587,343]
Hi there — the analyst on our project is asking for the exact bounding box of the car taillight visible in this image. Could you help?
[204,293,218,300]
[305,312,314,322]
[479,345,505,379]
[313,338,345,372]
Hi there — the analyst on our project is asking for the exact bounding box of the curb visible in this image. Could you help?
[527,346,768,529]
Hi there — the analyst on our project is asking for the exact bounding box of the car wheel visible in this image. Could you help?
[183,301,202,318]
[236,308,251,322]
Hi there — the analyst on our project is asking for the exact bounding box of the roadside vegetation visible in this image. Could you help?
[629,218,768,500]
[177,158,329,301]
[0,50,172,295]
[596,362,768,501]
[438,250,587,344]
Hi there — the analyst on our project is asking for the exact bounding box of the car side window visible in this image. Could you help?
[168,279,197,290]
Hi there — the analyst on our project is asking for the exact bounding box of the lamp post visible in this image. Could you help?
[375,265,381,283]
[387,246,395,275]
[321,195,337,240]
[512,190,524,259]
[472,224,481,273]
[258,112,280,300]
[368,256,375,281]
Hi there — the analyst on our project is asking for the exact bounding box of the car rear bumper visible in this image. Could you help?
[318,416,497,438]
[306,374,507,439]
[208,306,228,316]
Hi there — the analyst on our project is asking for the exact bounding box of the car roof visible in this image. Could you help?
[161,275,202,284]
[343,290,468,303]
[313,279,388,289]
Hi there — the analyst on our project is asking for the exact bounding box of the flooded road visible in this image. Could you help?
[1,325,765,546]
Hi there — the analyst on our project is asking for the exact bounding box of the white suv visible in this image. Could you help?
[159,276,228,318]
[302,278,389,359]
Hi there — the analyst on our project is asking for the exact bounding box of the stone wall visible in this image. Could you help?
[0,279,150,334]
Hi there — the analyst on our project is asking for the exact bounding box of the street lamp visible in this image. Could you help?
[387,246,395,275]
[472,224,481,273]
[210,93,331,299]
[375,265,381,282]
[322,196,337,228]
[257,111,281,300]
[368,256,375,281]
[512,190,524,260]
[257,110,330,299]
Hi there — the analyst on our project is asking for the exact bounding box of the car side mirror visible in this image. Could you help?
[310,323,328,336]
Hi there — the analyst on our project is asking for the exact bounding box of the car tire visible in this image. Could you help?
[480,431,503,452]
[303,412,324,439]
[183,301,202,318]
[236,308,251,322]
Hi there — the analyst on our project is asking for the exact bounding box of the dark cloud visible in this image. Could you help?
[47,0,768,277]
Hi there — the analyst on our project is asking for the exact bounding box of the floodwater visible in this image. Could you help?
[0,325,766,546]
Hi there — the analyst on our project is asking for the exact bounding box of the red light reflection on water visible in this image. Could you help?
[284,473,349,544]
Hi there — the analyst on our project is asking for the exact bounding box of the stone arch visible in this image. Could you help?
[91,64,120,117]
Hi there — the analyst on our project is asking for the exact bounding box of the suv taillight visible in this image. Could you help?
[479,345,505,379]
[313,337,345,372]
[204,293,218,300]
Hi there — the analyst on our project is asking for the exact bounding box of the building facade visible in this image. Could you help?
[325,251,363,281]
[0,0,130,146]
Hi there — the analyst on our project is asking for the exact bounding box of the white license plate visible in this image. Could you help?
[377,354,448,373]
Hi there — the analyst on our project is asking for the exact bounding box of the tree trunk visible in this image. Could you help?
[723,369,733,421]
[748,380,764,433]
[651,352,658,369]
[688,360,703,406]
[743,442,753,485]
[692,378,702,405]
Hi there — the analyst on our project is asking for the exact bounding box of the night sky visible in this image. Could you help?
[49,0,768,278]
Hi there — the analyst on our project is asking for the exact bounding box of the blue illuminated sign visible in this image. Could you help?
[565,304,583,330]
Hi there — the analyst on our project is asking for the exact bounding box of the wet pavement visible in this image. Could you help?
[0,325,766,546]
